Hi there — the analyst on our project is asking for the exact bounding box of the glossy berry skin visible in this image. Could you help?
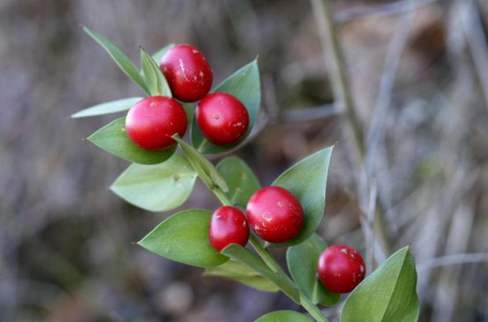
[209,206,249,251]
[125,96,187,150]
[196,92,250,145]
[317,245,366,293]
[159,44,213,102]
[246,186,304,243]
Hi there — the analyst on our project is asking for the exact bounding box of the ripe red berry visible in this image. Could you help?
[246,186,304,243]
[317,245,366,293]
[159,44,213,102]
[196,92,250,145]
[209,206,249,251]
[125,96,187,150]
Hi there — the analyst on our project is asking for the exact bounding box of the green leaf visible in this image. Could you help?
[110,154,197,212]
[83,27,149,94]
[191,59,261,154]
[71,97,142,118]
[255,310,313,322]
[172,135,228,193]
[87,117,175,164]
[152,44,175,62]
[140,48,172,96]
[222,244,299,303]
[204,260,279,292]
[341,247,419,322]
[217,156,260,208]
[272,146,333,246]
[287,235,340,306]
[138,209,228,268]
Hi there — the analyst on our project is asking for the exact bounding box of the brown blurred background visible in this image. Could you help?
[1,0,488,321]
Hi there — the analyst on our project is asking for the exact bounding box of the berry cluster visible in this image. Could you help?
[126,44,250,150]
[208,185,365,294]
[126,44,366,295]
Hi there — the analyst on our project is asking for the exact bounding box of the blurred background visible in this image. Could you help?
[1,0,488,321]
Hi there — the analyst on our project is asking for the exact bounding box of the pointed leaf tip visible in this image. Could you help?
[83,26,149,94]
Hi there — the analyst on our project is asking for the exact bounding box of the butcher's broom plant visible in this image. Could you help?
[73,27,420,322]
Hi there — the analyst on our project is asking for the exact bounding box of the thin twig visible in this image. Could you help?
[311,0,365,163]
[311,0,392,260]
[282,104,339,123]
[358,182,378,270]
[459,0,488,110]
[431,203,474,322]
[335,0,439,23]
[418,253,488,271]
[363,1,414,246]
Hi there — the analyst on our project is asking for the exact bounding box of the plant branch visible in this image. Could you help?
[459,0,488,110]
[249,234,281,273]
[334,0,438,23]
[311,0,364,163]
[248,235,329,322]
[311,0,392,262]
[301,294,329,322]
[418,252,488,271]
[212,186,232,206]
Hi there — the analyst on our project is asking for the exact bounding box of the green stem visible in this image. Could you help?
[301,294,329,322]
[249,235,281,273]
[212,187,232,206]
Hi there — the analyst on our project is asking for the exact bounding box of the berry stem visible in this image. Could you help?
[212,187,232,206]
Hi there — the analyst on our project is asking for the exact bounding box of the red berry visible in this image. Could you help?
[246,186,304,243]
[196,92,249,145]
[317,245,366,293]
[125,96,187,150]
[209,206,249,251]
[159,44,213,102]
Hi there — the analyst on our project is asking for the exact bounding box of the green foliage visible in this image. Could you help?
[204,260,279,292]
[222,244,300,303]
[84,27,149,94]
[77,31,421,322]
[255,310,313,322]
[191,60,261,154]
[71,97,142,118]
[217,156,260,208]
[87,117,175,164]
[272,147,333,246]
[110,154,196,212]
[287,235,340,306]
[140,48,172,96]
[341,247,419,322]
[138,209,228,268]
